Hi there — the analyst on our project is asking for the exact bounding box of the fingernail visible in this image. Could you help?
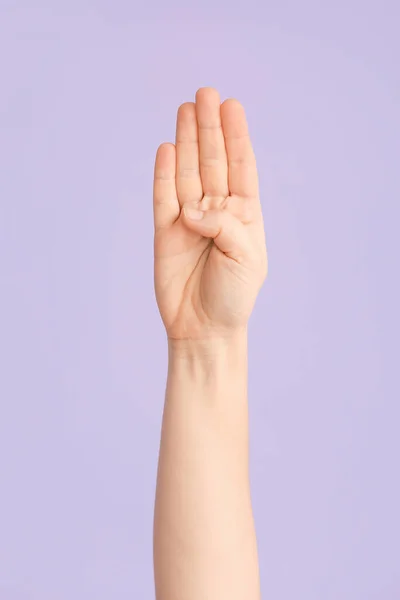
[184,207,204,220]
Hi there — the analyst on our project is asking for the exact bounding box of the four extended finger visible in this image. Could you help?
[153,143,180,230]
[195,87,229,200]
[175,102,203,206]
[220,98,259,199]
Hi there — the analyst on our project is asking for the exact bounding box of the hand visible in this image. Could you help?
[153,87,267,341]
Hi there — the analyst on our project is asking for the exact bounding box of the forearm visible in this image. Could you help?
[153,331,261,600]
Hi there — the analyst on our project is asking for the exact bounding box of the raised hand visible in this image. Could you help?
[153,87,267,341]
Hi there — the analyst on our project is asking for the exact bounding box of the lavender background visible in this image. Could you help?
[1,1,399,599]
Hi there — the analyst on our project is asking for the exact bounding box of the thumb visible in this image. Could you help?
[183,205,250,262]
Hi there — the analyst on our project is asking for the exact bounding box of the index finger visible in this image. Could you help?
[220,99,259,199]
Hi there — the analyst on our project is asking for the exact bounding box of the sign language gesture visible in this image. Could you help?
[153,87,267,341]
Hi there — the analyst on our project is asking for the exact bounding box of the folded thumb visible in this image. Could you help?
[183,206,249,262]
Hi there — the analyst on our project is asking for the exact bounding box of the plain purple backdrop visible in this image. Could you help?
[1,1,399,599]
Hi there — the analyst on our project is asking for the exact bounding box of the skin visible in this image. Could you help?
[153,87,267,600]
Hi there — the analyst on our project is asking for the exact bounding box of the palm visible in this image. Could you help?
[153,88,267,340]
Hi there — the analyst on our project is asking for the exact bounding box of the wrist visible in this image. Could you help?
[168,327,247,356]
[167,329,248,383]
